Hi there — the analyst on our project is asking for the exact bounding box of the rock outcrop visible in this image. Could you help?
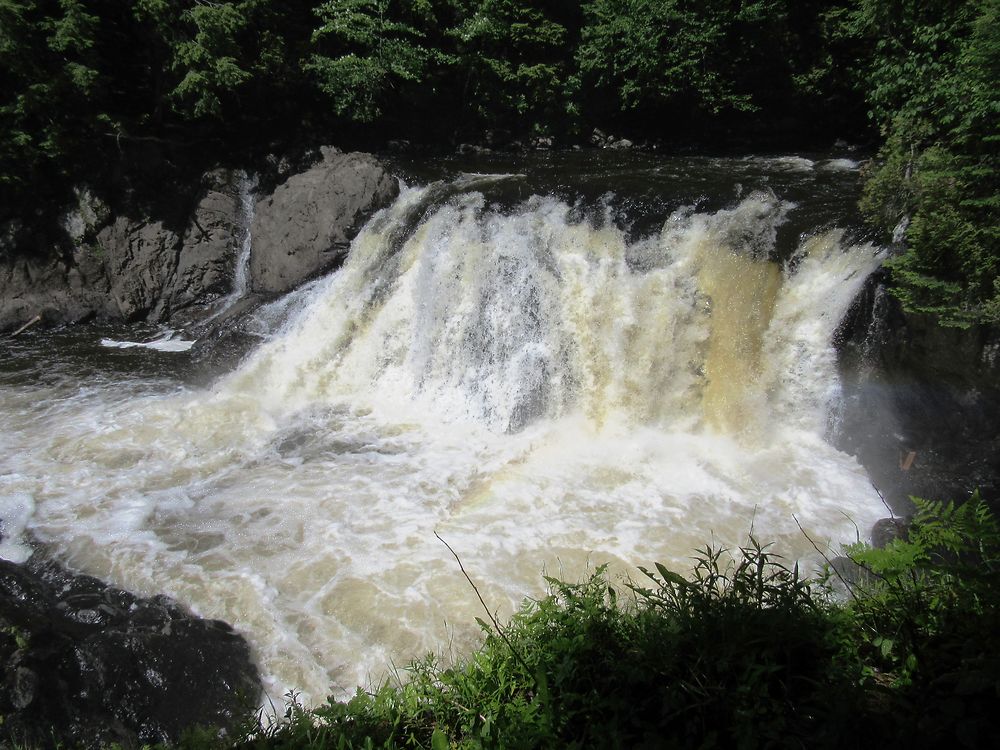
[0,171,241,330]
[835,272,1000,515]
[0,549,261,748]
[249,147,399,295]
[0,149,399,332]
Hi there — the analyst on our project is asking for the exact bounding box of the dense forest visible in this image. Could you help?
[1,0,997,325]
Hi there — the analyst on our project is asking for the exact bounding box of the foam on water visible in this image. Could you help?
[0,491,35,563]
[100,330,196,352]
[0,182,885,705]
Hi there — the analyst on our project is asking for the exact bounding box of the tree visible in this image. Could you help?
[855,0,1000,325]
[447,0,579,138]
[306,0,434,123]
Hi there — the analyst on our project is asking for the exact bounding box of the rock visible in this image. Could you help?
[609,137,634,150]
[835,274,1000,514]
[167,170,244,314]
[456,143,490,155]
[2,150,397,332]
[0,551,261,749]
[590,129,609,147]
[250,150,398,295]
[96,170,243,322]
[0,254,111,331]
[98,216,181,321]
[61,187,111,247]
[871,517,910,548]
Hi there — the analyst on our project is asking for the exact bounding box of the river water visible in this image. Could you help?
[0,152,884,703]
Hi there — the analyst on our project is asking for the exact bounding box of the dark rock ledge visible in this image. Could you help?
[1,545,261,748]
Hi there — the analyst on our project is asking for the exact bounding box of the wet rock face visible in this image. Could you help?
[249,148,399,295]
[0,171,242,331]
[0,553,261,748]
[95,168,241,322]
[0,151,399,332]
[835,273,1000,517]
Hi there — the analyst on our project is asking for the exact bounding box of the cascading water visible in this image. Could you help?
[203,170,259,323]
[226,171,258,304]
[0,172,885,705]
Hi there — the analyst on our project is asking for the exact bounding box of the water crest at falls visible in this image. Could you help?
[0,179,885,704]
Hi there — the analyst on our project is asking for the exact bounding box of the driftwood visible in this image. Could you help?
[10,314,41,337]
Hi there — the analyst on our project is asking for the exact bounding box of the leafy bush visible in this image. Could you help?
[843,492,1000,746]
[219,541,866,750]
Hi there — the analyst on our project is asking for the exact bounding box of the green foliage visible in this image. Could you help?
[167,495,1000,750]
[217,541,863,750]
[306,0,433,123]
[447,0,578,136]
[843,492,1000,746]
[854,0,1000,326]
[574,0,860,133]
[0,0,107,191]
[0,0,995,321]
[576,0,754,118]
[133,0,304,122]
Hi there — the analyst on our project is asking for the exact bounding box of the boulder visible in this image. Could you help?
[250,148,399,295]
[871,517,910,549]
[96,170,243,322]
[98,216,180,321]
[0,253,112,331]
[1,151,398,332]
[167,170,245,314]
[0,552,261,748]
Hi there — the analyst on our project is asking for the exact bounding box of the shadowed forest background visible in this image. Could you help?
[1,0,997,326]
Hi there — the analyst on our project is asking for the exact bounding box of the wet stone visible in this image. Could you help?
[0,552,261,749]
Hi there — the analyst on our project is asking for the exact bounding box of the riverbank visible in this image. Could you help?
[0,538,260,748]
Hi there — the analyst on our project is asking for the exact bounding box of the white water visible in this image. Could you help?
[199,170,259,325]
[1,182,885,705]
[100,330,196,352]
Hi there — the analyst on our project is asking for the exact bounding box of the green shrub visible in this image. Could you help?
[843,492,1000,747]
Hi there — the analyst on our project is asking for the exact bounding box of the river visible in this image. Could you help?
[0,151,885,704]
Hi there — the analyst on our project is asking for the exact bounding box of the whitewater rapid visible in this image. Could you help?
[0,180,884,704]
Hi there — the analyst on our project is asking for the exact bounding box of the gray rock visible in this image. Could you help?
[96,170,242,322]
[249,150,399,295]
[590,129,609,147]
[61,187,111,246]
[167,171,243,314]
[871,517,910,548]
[0,254,111,331]
[98,217,180,321]
[1,152,397,332]
[835,274,1000,514]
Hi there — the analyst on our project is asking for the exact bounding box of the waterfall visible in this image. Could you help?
[231,171,258,300]
[202,170,258,324]
[0,178,886,705]
[226,186,881,440]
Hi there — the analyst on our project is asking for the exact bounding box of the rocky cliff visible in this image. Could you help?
[835,271,1000,515]
[0,148,399,333]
